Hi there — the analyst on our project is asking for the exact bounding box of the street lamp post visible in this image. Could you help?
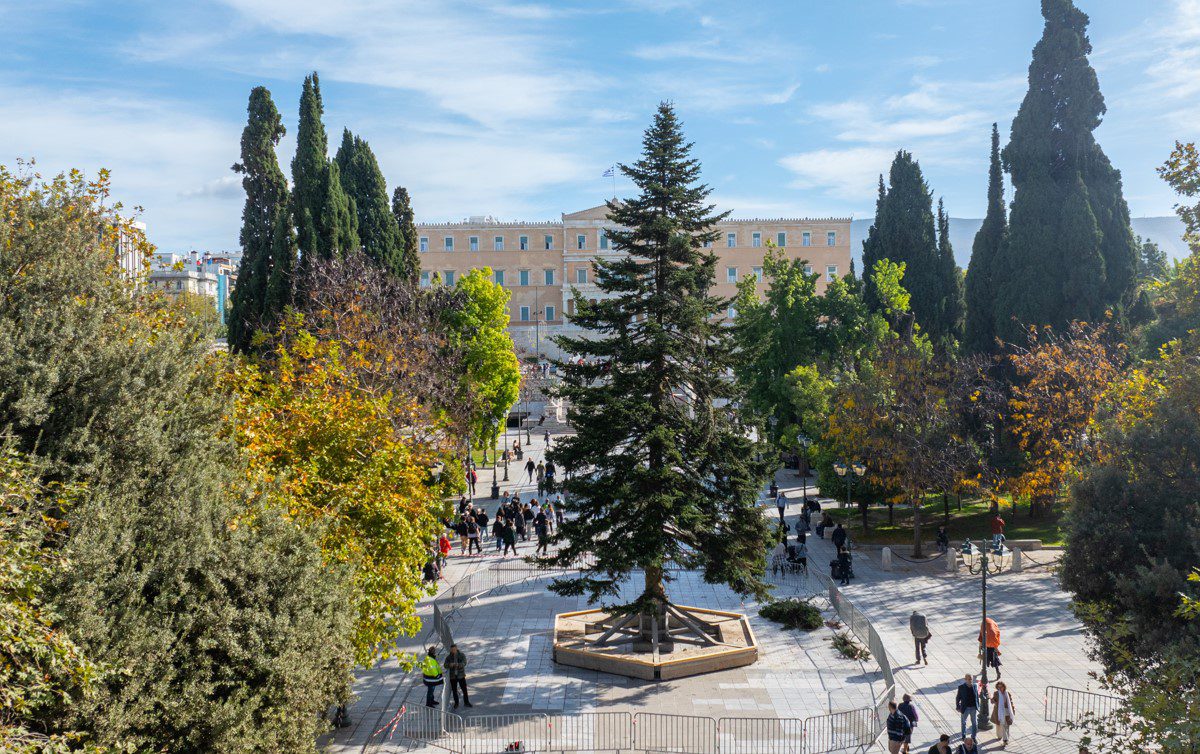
[796,434,812,506]
[961,539,1008,732]
[833,460,866,516]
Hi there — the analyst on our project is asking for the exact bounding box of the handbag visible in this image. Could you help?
[990,706,1000,725]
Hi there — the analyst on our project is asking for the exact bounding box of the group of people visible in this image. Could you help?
[523,456,558,495]
[889,610,1016,752]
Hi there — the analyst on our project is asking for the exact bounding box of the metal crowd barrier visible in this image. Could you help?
[633,712,719,754]
[1043,685,1122,734]
[799,707,878,754]
[717,716,803,754]
[459,713,550,754]
[546,711,633,752]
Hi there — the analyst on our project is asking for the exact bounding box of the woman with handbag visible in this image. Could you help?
[990,680,1016,746]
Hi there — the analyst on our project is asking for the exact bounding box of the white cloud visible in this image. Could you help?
[633,37,763,64]
[778,147,895,201]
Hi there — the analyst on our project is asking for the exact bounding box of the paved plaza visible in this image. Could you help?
[325,437,1100,753]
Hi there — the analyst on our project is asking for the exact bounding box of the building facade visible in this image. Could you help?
[148,250,240,323]
[416,205,852,359]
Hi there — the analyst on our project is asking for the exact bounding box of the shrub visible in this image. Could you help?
[760,598,823,630]
[831,630,871,660]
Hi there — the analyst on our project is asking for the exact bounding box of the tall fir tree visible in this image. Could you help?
[391,186,421,283]
[291,73,327,262]
[335,129,405,275]
[964,123,1008,354]
[543,103,771,640]
[228,86,288,353]
[862,151,961,343]
[992,0,1137,343]
[935,197,966,347]
[264,210,298,317]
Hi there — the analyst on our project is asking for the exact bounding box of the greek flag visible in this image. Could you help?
[602,166,614,177]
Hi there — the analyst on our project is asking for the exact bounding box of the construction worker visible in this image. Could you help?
[421,646,444,707]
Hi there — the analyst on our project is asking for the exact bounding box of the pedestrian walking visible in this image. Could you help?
[492,513,505,551]
[898,694,919,753]
[837,546,853,585]
[990,680,1016,746]
[444,644,472,709]
[926,734,951,754]
[466,516,481,555]
[421,647,444,707]
[467,466,477,497]
[535,509,551,556]
[991,513,1006,548]
[885,701,912,754]
[909,610,931,665]
[522,504,534,541]
[776,492,787,524]
[978,617,1002,678]
[831,522,848,550]
[955,674,979,742]
[437,534,452,568]
[525,458,535,483]
[501,519,518,556]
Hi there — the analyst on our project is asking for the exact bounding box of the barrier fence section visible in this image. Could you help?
[799,707,877,754]
[1043,686,1122,735]
[633,712,718,754]
[458,713,549,754]
[716,717,803,754]
[547,711,633,752]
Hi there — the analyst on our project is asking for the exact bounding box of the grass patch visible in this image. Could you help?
[759,598,823,630]
[821,494,1066,547]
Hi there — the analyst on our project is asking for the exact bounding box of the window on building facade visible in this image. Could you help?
[469,236,479,251]
[494,270,505,286]
[443,270,455,286]
[599,230,609,250]
[520,306,530,322]
[726,267,738,283]
[544,269,555,286]
[827,231,836,246]
[419,236,428,252]
[519,269,530,286]
[727,306,737,319]
[802,231,811,247]
[826,264,838,280]
[777,232,786,247]
[576,267,587,284]
[494,236,504,250]
[544,234,553,250]
[444,236,453,251]
[519,235,529,250]
[804,264,813,275]
[753,266,763,281]
[576,234,586,250]
[545,305,556,322]
[752,232,762,248]
[727,232,736,247]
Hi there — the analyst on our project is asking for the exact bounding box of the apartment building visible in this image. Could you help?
[417,204,852,359]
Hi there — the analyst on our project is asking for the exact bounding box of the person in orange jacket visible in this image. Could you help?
[978,617,1001,678]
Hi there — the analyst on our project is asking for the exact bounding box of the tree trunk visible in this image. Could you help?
[860,498,870,532]
[912,491,924,558]
[888,502,894,526]
[943,491,950,526]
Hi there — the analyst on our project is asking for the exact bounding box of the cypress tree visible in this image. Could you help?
[992,0,1138,342]
[264,210,298,318]
[862,151,961,342]
[543,103,772,641]
[291,73,327,262]
[229,86,288,353]
[320,161,359,259]
[964,124,1007,354]
[935,197,966,347]
[335,129,404,275]
[860,175,888,311]
[391,186,421,282]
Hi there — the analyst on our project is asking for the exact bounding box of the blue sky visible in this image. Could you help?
[2,0,1197,252]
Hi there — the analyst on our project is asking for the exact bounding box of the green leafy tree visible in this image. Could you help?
[228,86,289,353]
[336,129,405,276]
[391,186,421,282]
[543,103,772,635]
[1136,236,1170,282]
[862,151,962,347]
[0,166,354,752]
[265,208,298,317]
[965,123,1008,354]
[991,0,1138,343]
[291,72,327,260]
[444,268,521,457]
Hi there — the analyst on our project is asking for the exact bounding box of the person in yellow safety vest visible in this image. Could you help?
[421,646,444,707]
